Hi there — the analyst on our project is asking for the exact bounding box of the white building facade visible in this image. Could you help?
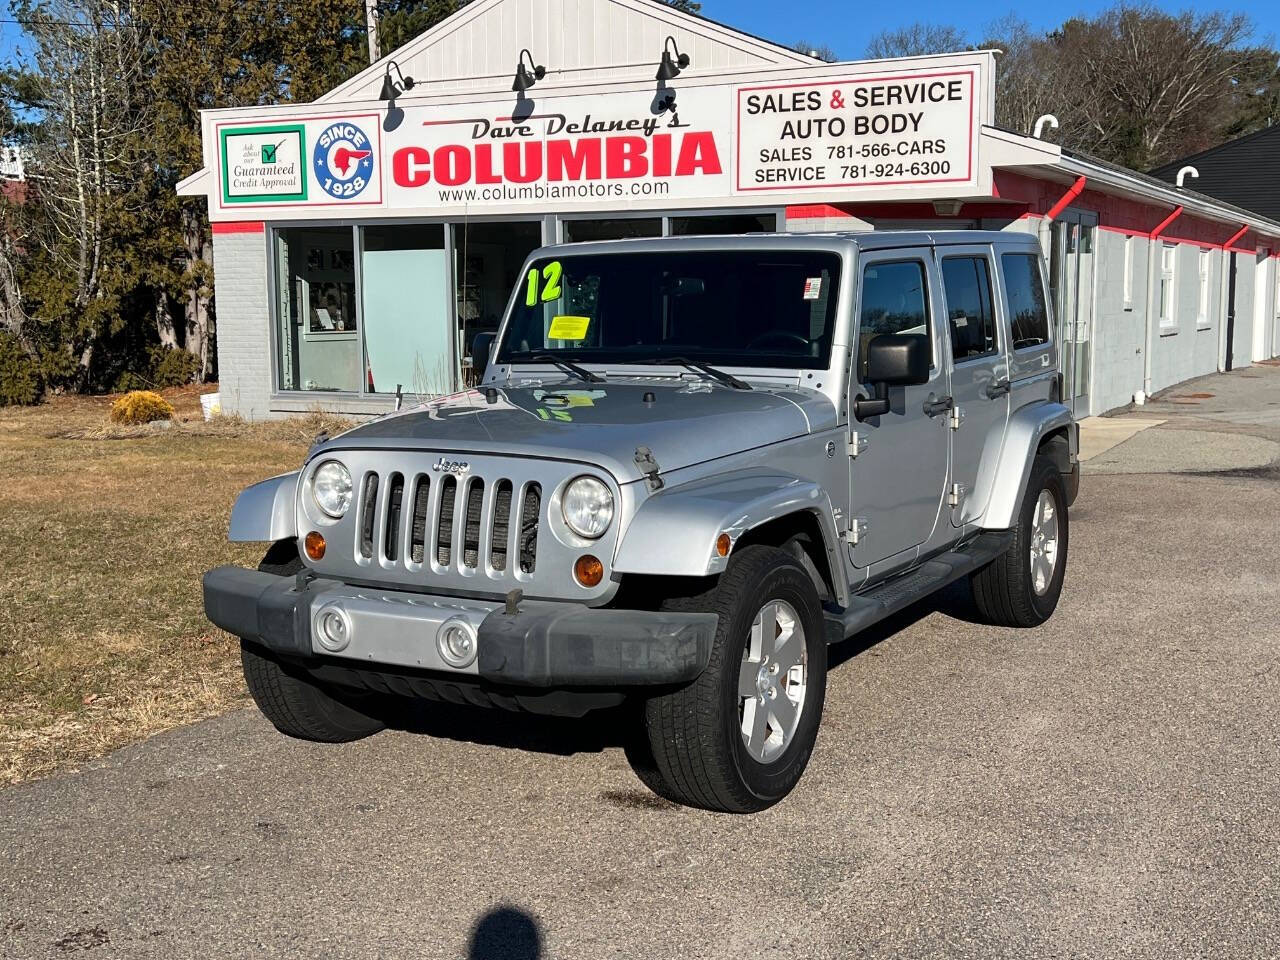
[178,0,1280,420]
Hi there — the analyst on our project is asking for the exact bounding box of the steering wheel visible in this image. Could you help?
[746,331,810,351]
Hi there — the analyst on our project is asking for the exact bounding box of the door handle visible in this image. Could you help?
[922,393,954,417]
[985,379,1011,399]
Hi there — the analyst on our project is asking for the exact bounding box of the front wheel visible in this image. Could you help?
[971,455,1069,627]
[633,545,827,813]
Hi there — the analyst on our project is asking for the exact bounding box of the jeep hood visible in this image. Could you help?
[320,379,837,483]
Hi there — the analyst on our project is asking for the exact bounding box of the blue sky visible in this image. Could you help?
[2,0,1277,68]
[699,0,1279,58]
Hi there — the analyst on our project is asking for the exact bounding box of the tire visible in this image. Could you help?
[972,455,1069,628]
[239,542,385,743]
[633,545,828,813]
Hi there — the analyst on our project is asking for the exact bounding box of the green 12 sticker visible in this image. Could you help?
[525,261,563,306]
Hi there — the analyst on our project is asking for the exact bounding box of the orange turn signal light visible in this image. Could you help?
[574,554,604,587]
[716,533,732,557]
[304,531,326,561]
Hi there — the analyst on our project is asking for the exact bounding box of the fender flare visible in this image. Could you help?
[979,402,1074,530]
[228,472,300,543]
[612,468,848,606]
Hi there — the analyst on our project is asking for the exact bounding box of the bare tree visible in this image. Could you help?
[18,0,150,384]
[983,15,1065,137]
[791,41,839,63]
[865,23,969,59]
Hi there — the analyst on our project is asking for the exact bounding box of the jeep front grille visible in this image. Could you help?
[356,467,541,578]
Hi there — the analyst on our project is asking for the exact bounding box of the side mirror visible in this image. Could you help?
[472,332,496,379]
[854,334,930,421]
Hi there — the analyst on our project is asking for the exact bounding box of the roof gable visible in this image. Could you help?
[318,0,818,104]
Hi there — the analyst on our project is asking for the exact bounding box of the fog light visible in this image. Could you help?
[315,605,351,652]
[436,618,478,669]
[574,554,604,588]
[304,530,326,561]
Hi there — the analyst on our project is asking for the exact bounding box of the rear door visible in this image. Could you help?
[847,249,951,568]
[938,245,1010,526]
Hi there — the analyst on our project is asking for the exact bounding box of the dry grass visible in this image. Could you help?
[0,385,344,784]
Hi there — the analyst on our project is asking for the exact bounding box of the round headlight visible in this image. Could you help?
[312,460,353,518]
[562,476,614,539]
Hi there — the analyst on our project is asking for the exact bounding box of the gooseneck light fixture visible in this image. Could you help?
[655,36,690,82]
[378,60,415,101]
[512,48,546,93]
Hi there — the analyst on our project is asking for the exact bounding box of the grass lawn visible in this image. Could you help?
[0,387,345,784]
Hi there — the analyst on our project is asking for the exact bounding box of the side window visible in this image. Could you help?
[941,256,997,362]
[1001,252,1050,349]
[858,259,930,377]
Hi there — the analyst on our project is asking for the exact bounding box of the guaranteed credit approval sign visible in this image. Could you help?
[735,70,977,193]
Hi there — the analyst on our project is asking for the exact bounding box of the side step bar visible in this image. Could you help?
[824,531,1014,643]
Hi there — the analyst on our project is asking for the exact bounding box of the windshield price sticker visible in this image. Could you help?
[803,277,823,300]
[735,71,976,192]
[547,315,591,340]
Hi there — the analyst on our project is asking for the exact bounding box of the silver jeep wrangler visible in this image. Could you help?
[204,231,1078,813]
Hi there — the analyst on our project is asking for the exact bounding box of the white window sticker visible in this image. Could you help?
[803,277,823,300]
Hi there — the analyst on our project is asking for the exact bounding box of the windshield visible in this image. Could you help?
[496,250,842,370]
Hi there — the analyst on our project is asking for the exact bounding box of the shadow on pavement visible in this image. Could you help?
[468,906,543,960]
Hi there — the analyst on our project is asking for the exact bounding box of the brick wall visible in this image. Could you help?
[212,224,273,418]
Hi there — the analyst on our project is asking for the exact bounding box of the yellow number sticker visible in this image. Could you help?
[547,315,590,340]
[525,261,564,306]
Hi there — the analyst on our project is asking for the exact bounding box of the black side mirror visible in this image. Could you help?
[472,332,496,379]
[854,334,930,421]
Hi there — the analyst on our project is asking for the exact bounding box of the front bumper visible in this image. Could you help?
[202,566,716,689]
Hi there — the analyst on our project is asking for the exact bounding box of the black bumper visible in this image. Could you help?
[202,566,716,689]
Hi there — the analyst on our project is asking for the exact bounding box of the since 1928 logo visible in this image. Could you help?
[313,122,375,200]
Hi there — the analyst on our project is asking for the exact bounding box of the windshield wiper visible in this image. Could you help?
[640,356,751,390]
[528,354,604,384]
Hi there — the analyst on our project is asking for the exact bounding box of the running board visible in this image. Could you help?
[825,531,1014,643]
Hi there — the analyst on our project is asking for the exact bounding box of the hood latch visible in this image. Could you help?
[634,446,665,492]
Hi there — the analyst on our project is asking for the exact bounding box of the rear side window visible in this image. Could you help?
[1001,253,1050,349]
[941,257,997,361]
[858,259,930,377]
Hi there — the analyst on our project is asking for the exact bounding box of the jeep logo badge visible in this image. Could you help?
[432,457,470,475]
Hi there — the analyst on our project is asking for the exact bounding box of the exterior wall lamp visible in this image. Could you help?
[656,36,690,82]
[378,61,415,101]
[512,49,546,93]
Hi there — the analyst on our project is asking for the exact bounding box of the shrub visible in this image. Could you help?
[149,346,200,388]
[0,334,44,407]
[109,390,174,425]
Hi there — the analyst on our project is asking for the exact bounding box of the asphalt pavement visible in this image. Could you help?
[2,367,1279,960]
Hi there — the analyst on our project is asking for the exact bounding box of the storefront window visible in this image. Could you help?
[563,218,661,243]
[274,227,362,392]
[361,224,450,394]
[454,221,542,380]
[670,213,776,235]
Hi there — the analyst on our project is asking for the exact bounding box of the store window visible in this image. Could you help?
[361,224,449,394]
[670,213,777,235]
[455,221,542,380]
[1159,242,1177,331]
[274,227,361,392]
[1196,248,1211,330]
[563,218,661,243]
[1001,252,1051,348]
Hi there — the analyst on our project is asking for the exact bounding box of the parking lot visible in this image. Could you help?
[2,366,1279,960]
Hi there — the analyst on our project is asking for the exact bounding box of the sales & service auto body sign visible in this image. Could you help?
[210,61,982,214]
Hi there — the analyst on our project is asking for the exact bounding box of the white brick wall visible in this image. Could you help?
[212,230,274,418]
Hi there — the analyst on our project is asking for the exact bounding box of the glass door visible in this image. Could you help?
[453,221,543,386]
[1050,210,1096,416]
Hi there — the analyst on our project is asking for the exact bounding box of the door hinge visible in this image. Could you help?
[950,406,966,430]
[848,433,868,458]
[948,482,968,507]
[846,517,869,545]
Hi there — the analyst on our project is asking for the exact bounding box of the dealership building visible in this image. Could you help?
[177,0,1280,420]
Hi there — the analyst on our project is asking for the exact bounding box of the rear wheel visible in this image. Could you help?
[240,542,385,743]
[633,545,827,813]
[972,455,1069,627]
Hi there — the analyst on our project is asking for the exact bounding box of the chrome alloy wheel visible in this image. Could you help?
[738,599,808,764]
[1029,489,1060,596]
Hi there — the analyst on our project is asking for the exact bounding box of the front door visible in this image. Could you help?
[938,246,1011,526]
[1048,211,1096,417]
[847,251,951,568]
